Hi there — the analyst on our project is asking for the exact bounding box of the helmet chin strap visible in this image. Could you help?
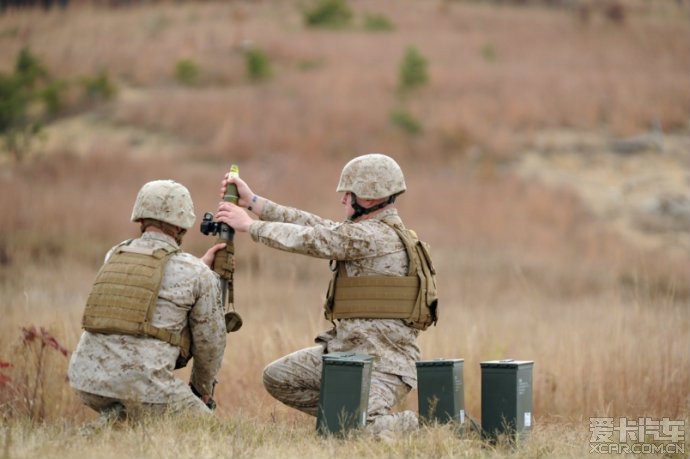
[349,193,397,221]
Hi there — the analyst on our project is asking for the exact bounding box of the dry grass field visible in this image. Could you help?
[0,1,688,458]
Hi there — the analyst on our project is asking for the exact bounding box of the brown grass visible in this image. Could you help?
[1,413,616,459]
[0,1,688,457]
[0,153,687,424]
[0,0,687,159]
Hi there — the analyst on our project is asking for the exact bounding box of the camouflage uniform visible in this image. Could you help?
[253,200,420,433]
[68,231,226,417]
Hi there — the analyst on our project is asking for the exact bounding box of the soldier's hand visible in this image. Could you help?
[220,175,252,205]
[216,202,253,232]
[219,175,266,215]
[201,242,227,268]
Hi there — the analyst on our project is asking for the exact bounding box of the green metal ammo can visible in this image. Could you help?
[480,359,534,443]
[316,352,374,436]
[416,359,465,425]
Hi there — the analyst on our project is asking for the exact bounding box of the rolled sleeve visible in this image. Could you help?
[249,220,265,242]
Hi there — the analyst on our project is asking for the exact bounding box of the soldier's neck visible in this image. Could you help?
[353,205,394,222]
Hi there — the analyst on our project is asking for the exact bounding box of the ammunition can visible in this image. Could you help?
[480,359,534,443]
[316,352,373,436]
[416,359,465,425]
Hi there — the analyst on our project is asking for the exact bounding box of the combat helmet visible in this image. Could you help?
[337,153,406,200]
[131,180,195,230]
[337,154,406,220]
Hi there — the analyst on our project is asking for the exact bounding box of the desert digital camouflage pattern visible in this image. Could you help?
[336,153,407,199]
[68,231,226,411]
[130,180,196,229]
[250,200,420,431]
[74,387,210,417]
[263,346,418,435]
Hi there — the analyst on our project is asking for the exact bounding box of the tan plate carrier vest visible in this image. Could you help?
[82,243,191,359]
[324,218,439,330]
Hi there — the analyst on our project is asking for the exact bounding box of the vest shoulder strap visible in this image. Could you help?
[324,216,438,330]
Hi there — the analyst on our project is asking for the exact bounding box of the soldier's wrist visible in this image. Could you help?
[247,195,258,212]
[247,195,265,217]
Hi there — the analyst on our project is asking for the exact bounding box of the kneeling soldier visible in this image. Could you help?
[69,180,227,421]
[215,154,438,436]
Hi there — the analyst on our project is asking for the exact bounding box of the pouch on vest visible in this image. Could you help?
[81,243,192,362]
[324,218,439,330]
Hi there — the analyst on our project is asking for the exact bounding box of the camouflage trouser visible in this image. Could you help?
[262,345,418,435]
[74,388,211,421]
